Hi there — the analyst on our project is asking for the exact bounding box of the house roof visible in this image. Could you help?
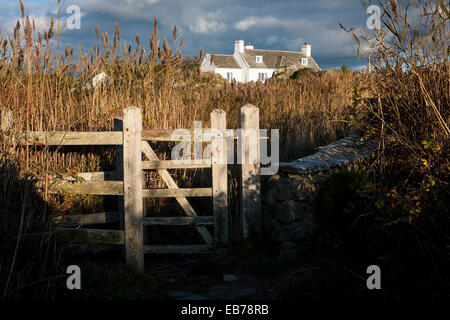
[205,48,321,71]
[210,54,240,68]
[242,49,312,69]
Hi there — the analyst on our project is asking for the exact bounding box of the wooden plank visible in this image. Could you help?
[239,104,262,240]
[114,117,125,231]
[123,107,144,272]
[55,228,124,245]
[142,129,210,142]
[142,129,193,141]
[74,171,117,181]
[60,243,123,254]
[144,245,214,254]
[142,188,212,198]
[211,109,229,249]
[46,181,123,195]
[141,141,214,246]
[21,131,122,145]
[44,182,209,198]
[141,129,236,141]
[54,211,120,227]
[142,159,211,170]
[51,171,117,182]
[143,216,214,226]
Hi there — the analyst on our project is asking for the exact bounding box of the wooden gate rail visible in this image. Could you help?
[141,128,233,142]
[54,211,120,227]
[142,160,212,169]
[21,131,122,145]
[144,245,213,254]
[143,216,214,226]
[56,228,125,245]
[45,181,212,198]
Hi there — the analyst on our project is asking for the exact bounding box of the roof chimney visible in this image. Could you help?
[234,39,244,54]
[301,42,311,57]
[244,41,254,50]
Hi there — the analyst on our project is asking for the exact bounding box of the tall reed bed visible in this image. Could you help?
[0,1,370,298]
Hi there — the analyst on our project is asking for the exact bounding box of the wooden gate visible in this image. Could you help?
[15,105,262,272]
[118,107,229,271]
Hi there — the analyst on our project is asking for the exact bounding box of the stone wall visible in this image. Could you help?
[262,135,377,257]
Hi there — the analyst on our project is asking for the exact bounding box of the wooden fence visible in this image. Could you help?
[2,105,263,272]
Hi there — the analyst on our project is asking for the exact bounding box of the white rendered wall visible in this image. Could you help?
[233,52,249,82]
[200,56,214,72]
[248,68,275,82]
[215,68,243,82]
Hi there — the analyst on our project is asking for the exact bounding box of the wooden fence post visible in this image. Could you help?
[238,104,261,240]
[211,109,228,251]
[114,117,124,231]
[123,107,144,272]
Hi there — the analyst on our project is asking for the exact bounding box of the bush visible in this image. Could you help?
[291,68,314,79]
[315,171,367,233]
[336,0,450,297]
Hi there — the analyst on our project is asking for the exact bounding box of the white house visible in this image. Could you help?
[200,39,321,83]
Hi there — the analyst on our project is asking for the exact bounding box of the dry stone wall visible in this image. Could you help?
[262,135,378,257]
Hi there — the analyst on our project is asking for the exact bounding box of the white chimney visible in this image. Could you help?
[244,41,254,50]
[301,42,311,57]
[234,39,244,54]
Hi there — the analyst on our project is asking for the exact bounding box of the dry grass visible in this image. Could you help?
[1,0,447,300]
[0,2,373,298]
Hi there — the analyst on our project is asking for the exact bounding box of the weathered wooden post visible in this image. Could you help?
[238,104,261,240]
[114,117,125,231]
[123,107,144,272]
[211,109,228,251]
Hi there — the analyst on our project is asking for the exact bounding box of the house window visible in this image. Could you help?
[258,72,267,82]
[255,56,263,63]
[227,72,233,83]
[301,58,308,66]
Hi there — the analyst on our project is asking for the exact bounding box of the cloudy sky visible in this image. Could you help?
[0,0,375,69]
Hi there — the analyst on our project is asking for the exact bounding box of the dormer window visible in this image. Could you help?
[301,58,308,66]
[256,56,263,63]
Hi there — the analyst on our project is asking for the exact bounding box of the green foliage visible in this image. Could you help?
[340,63,349,73]
[315,170,368,232]
[313,163,450,298]
[290,68,314,79]
[352,86,361,106]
